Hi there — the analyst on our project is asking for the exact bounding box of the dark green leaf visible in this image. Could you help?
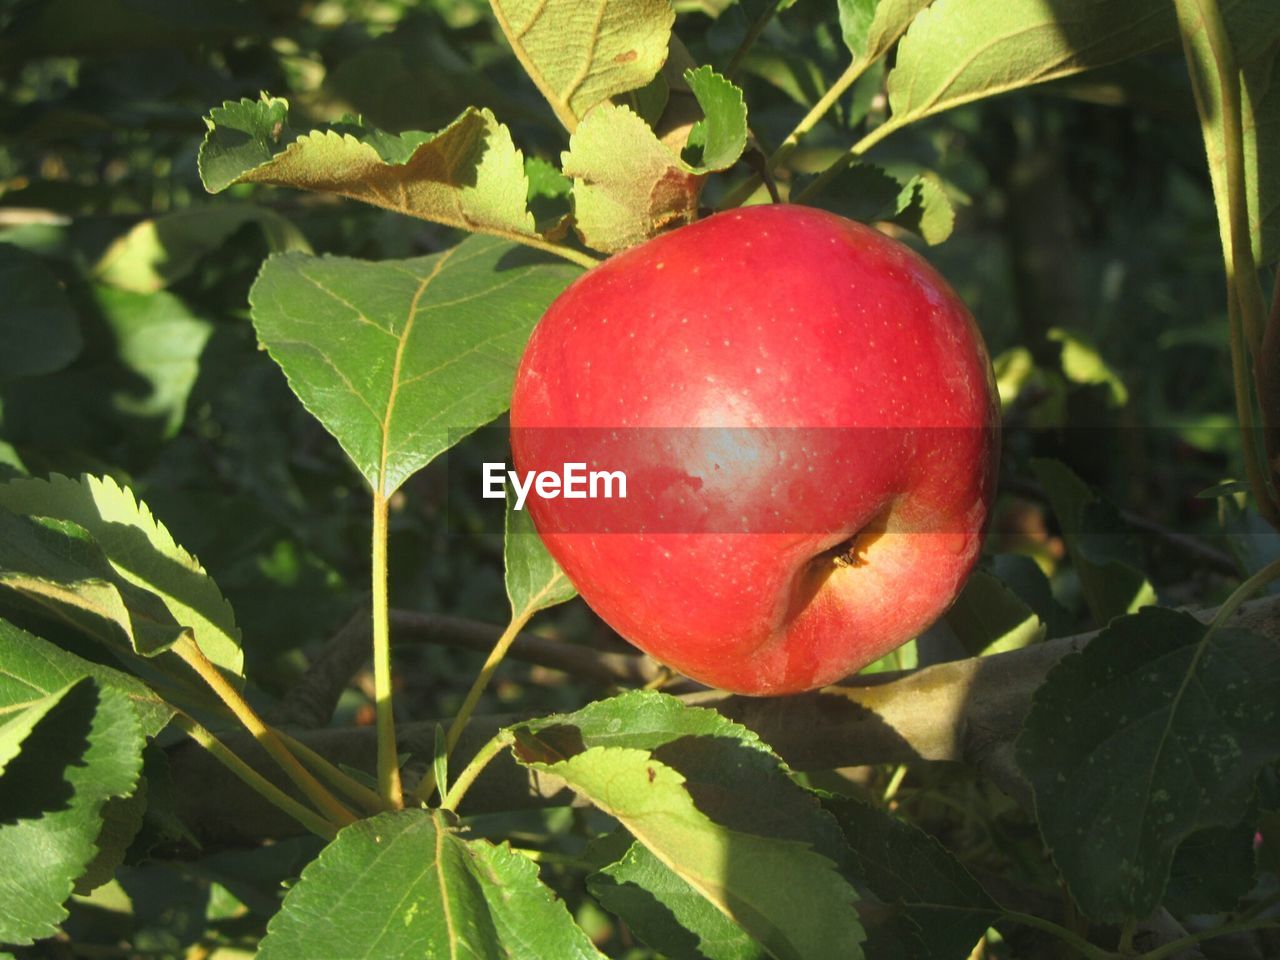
[505,485,576,618]
[1031,458,1155,625]
[590,839,765,960]
[0,244,81,380]
[1015,606,1280,921]
[1163,814,1257,916]
[945,570,1044,657]
[824,797,998,960]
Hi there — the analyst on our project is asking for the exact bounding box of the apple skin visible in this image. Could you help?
[510,204,999,695]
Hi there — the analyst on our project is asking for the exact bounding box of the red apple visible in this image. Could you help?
[509,204,999,695]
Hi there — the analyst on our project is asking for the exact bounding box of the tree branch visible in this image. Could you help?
[279,607,663,728]
[171,595,1280,847]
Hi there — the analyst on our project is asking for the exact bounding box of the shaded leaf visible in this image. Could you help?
[0,678,144,945]
[1031,458,1156,626]
[248,235,579,496]
[945,570,1045,657]
[489,0,675,130]
[513,692,863,960]
[257,809,606,959]
[0,244,81,380]
[200,97,540,244]
[590,839,764,960]
[505,485,576,619]
[1164,814,1257,916]
[1015,606,1280,921]
[824,797,998,960]
[525,746,864,960]
[93,204,311,294]
[0,473,242,679]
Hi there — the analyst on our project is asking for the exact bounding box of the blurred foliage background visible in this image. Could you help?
[0,0,1272,955]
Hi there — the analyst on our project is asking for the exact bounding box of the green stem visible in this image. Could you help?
[440,730,514,812]
[1117,917,1137,955]
[1137,916,1279,960]
[724,0,782,79]
[719,56,875,209]
[175,715,337,839]
[882,763,908,804]
[1002,911,1116,960]
[277,729,388,815]
[172,634,357,827]
[371,491,404,809]
[412,608,534,804]
[1176,0,1279,524]
[1209,556,1280,634]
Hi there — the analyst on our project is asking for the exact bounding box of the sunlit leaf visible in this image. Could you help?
[0,473,242,678]
[249,235,579,496]
[200,97,540,245]
[489,0,675,130]
[257,810,607,959]
[0,678,143,945]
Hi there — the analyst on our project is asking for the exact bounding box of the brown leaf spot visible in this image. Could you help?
[614,50,638,64]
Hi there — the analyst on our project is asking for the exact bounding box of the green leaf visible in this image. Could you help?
[199,97,540,244]
[1015,606,1280,921]
[0,677,144,945]
[0,506,188,656]
[257,809,606,959]
[863,0,934,63]
[808,163,955,245]
[248,235,579,497]
[93,285,214,439]
[0,617,173,739]
[512,692,864,960]
[563,68,747,253]
[0,244,81,380]
[823,797,998,960]
[1030,458,1156,626]
[489,0,675,131]
[505,485,576,619]
[525,746,864,960]
[683,66,749,171]
[892,171,955,245]
[837,0,880,60]
[93,204,312,294]
[589,839,765,960]
[1047,327,1128,406]
[1163,815,1257,916]
[0,473,242,679]
[885,0,1175,129]
[945,570,1045,657]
